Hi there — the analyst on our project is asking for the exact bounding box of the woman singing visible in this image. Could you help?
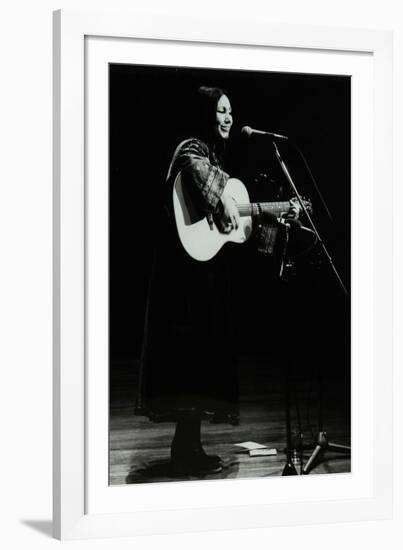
[136,86,241,475]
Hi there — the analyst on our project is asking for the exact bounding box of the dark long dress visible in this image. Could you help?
[136,138,239,423]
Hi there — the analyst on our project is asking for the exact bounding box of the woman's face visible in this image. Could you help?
[215,94,233,140]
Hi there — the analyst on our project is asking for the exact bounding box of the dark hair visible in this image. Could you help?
[194,86,230,162]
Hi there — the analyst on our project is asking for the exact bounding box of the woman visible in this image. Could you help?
[136,86,241,475]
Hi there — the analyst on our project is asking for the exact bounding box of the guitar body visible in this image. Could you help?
[173,174,253,261]
[173,171,317,263]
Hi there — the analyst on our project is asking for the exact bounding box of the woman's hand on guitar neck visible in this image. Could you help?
[287,197,301,220]
[286,196,313,220]
[216,191,240,234]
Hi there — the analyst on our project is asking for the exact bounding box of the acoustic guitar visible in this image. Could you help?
[173,172,316,262]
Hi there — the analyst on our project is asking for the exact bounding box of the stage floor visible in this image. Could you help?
[109,356,351,484]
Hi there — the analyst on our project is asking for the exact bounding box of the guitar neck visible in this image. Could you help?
[237,201,290,218]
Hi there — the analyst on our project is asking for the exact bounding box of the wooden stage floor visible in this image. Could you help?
[109,356,351,485]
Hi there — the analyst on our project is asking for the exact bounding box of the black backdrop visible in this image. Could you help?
[109,64,350,388]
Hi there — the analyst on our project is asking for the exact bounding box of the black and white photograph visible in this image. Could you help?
[0,0,398,545]
[109,63,351,485]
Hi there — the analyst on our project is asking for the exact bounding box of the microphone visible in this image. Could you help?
[241,125,288,140]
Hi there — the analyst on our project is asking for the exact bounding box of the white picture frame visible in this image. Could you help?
[53,9,393,540]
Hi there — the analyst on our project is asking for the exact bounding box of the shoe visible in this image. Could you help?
[192,443,221,465]
[171,439,221,464]
[172,453,223,475]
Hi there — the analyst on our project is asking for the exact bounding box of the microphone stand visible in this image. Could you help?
[271,139,350,475]
[282,357,300,476]
[272,141,348,297]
